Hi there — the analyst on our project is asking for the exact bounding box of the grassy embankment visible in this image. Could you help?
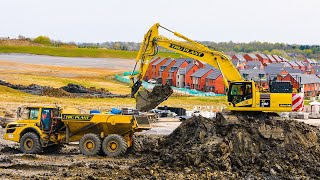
[0,59,225,112]
[0,45,183,59]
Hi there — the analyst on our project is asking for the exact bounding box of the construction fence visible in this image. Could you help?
[115,74,225,97]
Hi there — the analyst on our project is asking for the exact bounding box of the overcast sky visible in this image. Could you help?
[0,0,319,44]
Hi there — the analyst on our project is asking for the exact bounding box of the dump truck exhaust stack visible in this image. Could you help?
[135,84,173,112]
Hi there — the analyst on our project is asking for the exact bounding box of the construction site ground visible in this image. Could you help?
[1,116,320,179]
[1,54,320,179]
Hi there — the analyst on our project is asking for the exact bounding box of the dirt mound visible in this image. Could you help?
[137,115,320,179]
[0,80,129,98]
[136,84,173,112]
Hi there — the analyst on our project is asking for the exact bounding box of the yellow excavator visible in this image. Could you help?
[131,23,304,119]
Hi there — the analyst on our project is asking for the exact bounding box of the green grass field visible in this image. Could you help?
[0,45,183,59]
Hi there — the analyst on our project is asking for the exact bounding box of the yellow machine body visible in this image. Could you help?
[4,106,151,150]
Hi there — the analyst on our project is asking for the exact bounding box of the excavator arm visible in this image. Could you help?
[131,23,243,111]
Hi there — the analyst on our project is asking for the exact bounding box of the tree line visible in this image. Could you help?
[16,35,320,60]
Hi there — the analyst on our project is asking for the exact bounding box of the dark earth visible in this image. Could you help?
[1,114,320,179]
[0,80,129,98]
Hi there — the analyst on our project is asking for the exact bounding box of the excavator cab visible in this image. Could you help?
[228,82,254,107]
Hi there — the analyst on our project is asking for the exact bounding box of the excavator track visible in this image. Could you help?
[216,110,283,126]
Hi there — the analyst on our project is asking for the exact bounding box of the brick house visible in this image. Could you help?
[167,59,188,86]
[264,63,286,76]
[304,58,318,66]
[281,62,292,68]
[266,55,277,63]
[295,61,306,71]
[256,54,269,65]
[232,54,246,62]
[240,69,268,89]
[176,63,200,88]
[311,66,320,76]
[205,70,225,94]
[195,60,205,68]
[159,59,176,84]
[145,57,161,80]
[149,57,170,80]
[281,73,320,97]
[243,54,259,61]
[245,61,263,69]
[272,55,283,62]
[288,61,300,69]
[190,67,214,91]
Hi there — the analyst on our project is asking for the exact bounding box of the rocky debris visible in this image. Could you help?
[136,115,320,179]
[136,84,173,112]
[0,80,129,98]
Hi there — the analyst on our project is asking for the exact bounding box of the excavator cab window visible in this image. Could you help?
[228,82,253,106]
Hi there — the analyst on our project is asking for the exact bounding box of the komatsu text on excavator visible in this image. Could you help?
[130,23,304,117]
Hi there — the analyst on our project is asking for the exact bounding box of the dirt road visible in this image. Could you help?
[0,54,135,69]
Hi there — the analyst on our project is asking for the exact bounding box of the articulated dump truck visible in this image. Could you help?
[3,106,151,156]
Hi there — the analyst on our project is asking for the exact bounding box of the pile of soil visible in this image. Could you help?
[0,80,129,98]
[135,115,320,179]
[136,84,173,112]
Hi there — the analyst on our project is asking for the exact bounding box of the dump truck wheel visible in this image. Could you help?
[102,134,127,157]
[127,136,142,154]
[20,132,43,154]
[79,133,101,156]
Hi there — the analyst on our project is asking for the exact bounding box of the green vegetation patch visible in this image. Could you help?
[0,45,183,59]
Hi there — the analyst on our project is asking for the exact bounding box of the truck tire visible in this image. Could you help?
[102,134,127,157]
[127,136,142,154]
[20,132,43,154]
[79,133,101,156]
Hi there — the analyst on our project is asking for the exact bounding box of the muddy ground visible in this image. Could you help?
[1,115,320,179]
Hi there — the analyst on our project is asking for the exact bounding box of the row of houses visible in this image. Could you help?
[145,57,226,94]
[145,54,320,96]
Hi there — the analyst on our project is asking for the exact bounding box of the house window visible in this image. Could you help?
[178,75,179,78]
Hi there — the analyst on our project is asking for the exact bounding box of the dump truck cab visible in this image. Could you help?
[4,106,60,143]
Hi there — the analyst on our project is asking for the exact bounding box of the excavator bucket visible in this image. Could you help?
[136,84,173,112]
